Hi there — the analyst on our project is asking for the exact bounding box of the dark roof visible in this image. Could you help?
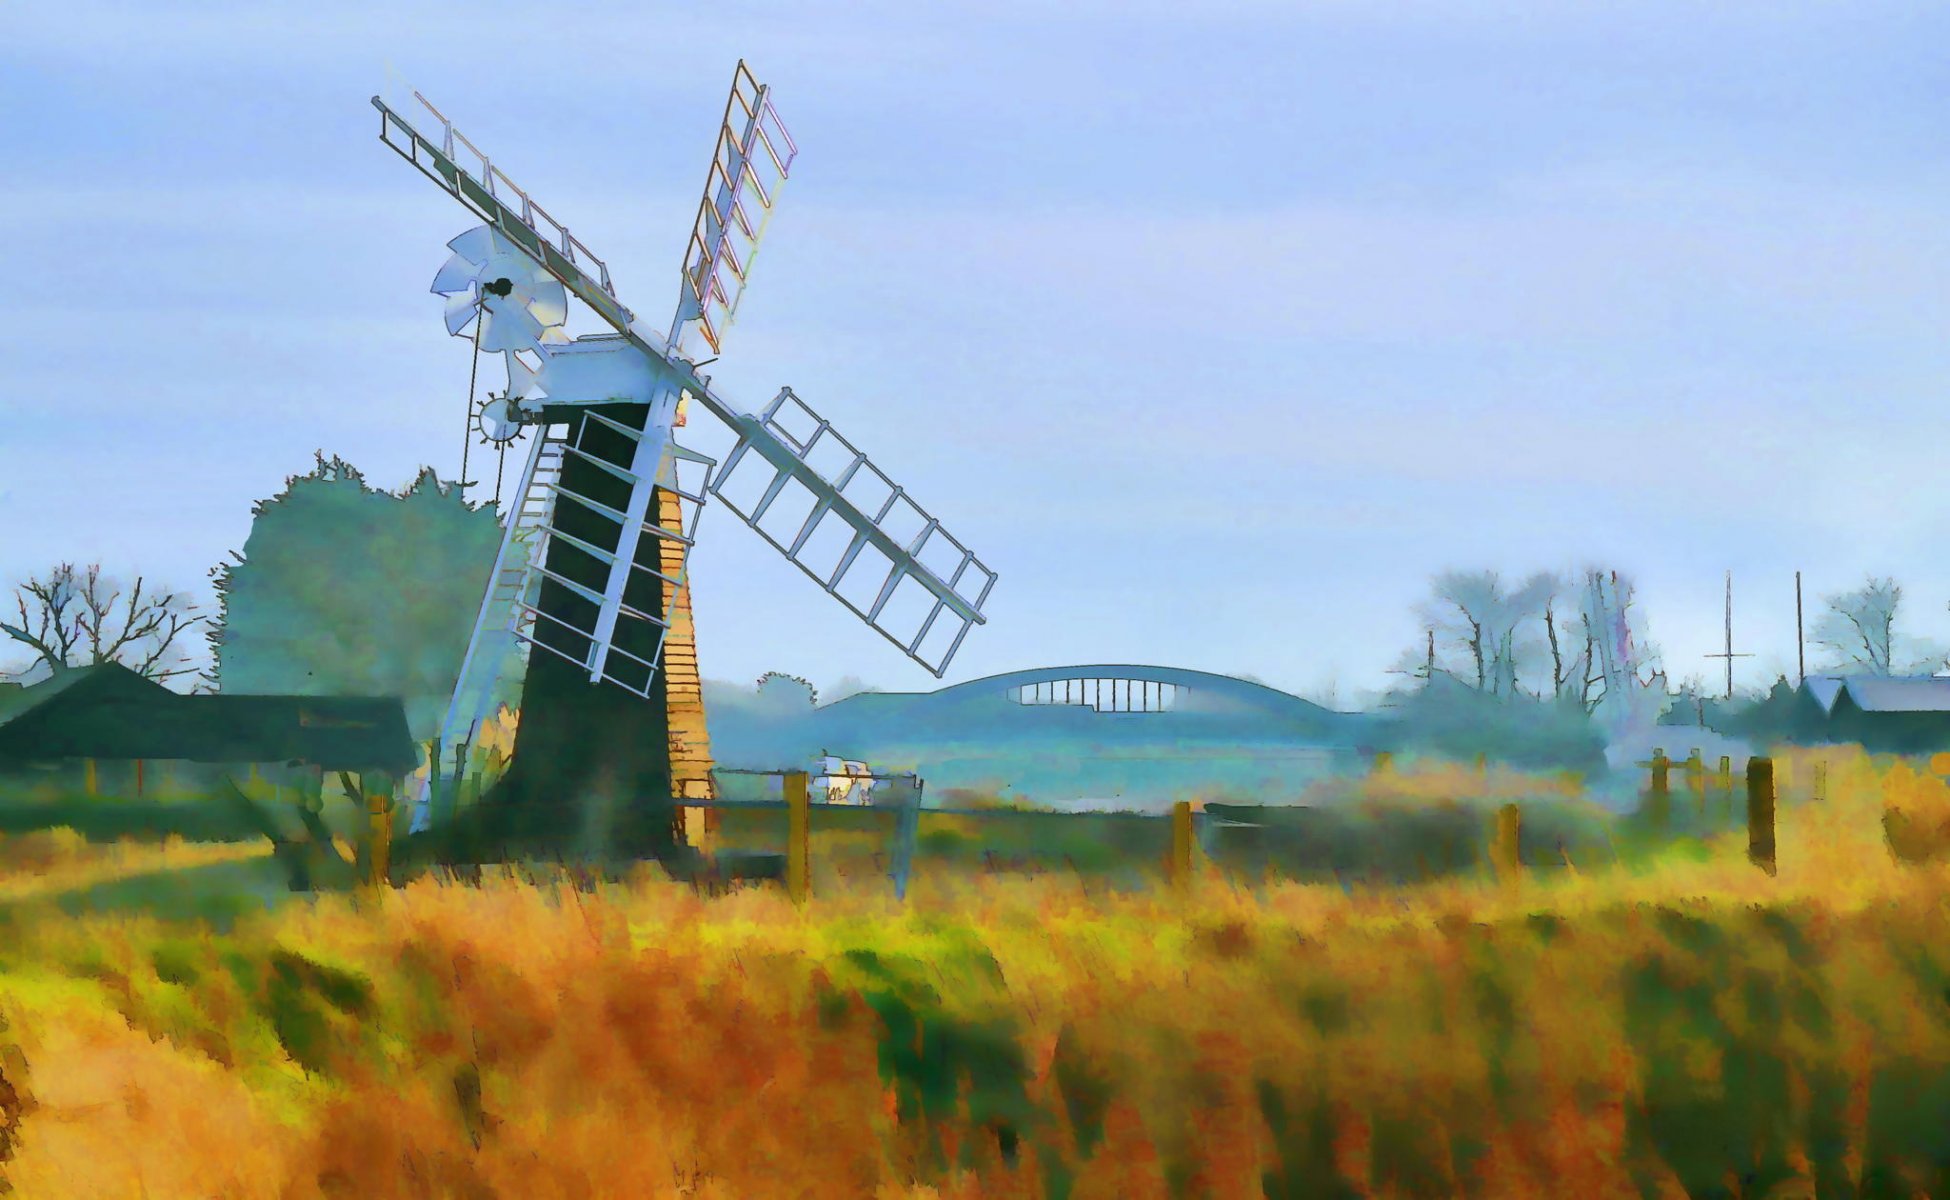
[0,661,173,706]
[1835,676,1950,715]
[0,663,416,772]
[1801,676,1846,715]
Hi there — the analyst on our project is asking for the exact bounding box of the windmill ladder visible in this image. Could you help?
[410,430,567,834]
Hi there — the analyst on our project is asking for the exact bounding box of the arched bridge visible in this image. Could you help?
[928,664,1343,720]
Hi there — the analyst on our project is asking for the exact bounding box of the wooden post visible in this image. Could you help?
[1373,751,1394,776]
[785,770,810,904]
[367,784,392,889]
[1687,748,1707,816]
[424,738,442,826]
[889,775,923,902]
[1170,801,1193,889]
[1647,748,1671,829]
[1813,761,1827,803]
[1718,755,1732,792]
[84,758,98,797]
[1494,803,1522,883]
[1476,752,1488,778]
[134,758,144,798]
[1747,756,1777,876]
[684,804,717,858]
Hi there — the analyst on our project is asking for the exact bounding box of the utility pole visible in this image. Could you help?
[1704,570,1753,701]
[1796,571,1805,686]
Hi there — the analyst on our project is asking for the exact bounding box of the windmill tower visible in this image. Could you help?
[373,64,998,863]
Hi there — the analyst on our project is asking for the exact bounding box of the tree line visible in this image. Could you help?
[3,450,1945,750]
[1,454,509,741]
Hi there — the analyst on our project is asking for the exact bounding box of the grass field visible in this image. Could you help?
[0,748,1946,1196]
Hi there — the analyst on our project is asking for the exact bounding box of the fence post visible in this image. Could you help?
[84,758,98,797]
[889,775,923,902]
[1647,748,1671,829]
[1373,751,1394,776]
[367,784,392,889]
[1813,761,1827,803]
[785,770,810,904]
[1494,803,1522,883]
[1170,801,1194,890]
[423,738,442,826]
[688,806,718,857]
[1747,756,1777,876]
[1687,748,1707,816]
[1476,752,1488,778]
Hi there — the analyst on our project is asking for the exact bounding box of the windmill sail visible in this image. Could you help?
[374,86,997,684]
[709,387,995,678]
[377,69,997,846]
[668,60,797,360]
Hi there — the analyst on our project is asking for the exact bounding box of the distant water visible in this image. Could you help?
[923,745,1351,814]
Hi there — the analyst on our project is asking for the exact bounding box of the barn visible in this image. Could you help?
[0,663,417,797]
[1817,676,1950,755]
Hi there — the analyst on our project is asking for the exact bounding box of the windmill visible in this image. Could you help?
[372,64,997,868]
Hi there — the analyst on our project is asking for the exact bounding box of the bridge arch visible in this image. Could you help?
[930,664,1333,721]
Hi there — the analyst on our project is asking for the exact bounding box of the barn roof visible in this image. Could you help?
[1836,676,1950,714]
[1801,676,1846,714]
[0,663,416,772]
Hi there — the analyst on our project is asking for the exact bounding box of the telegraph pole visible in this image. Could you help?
[1796,571,1805,686]
[1704,570,1753,700]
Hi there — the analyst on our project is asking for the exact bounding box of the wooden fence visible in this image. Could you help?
[598,757,1787,904]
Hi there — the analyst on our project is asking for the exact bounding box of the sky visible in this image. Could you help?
[3,1,1949,708]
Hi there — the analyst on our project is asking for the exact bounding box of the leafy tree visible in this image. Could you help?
[753,671,819,713]
[1,562,205,685]
[1382,673,1606,773]
[1713,676,1815,745]
[1658,677,1743,729]
[206,453,520,738]
[822,674,879,704]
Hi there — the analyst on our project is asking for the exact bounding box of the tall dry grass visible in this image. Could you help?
[1,747,1949,1196]
[0,828,270,903]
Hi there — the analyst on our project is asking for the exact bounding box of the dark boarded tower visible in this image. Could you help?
[485,404,688,862]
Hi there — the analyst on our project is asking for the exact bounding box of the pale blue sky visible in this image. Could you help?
[4,1,1948,705]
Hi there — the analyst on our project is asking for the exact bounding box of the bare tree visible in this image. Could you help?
[1812,577,1907,676]
[1415,569,1557,697]
[1422,569,1492,690]
[0,563,206,683]
[1541,585,1592,705]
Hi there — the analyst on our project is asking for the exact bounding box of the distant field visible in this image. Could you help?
[0,747,1946,1196]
